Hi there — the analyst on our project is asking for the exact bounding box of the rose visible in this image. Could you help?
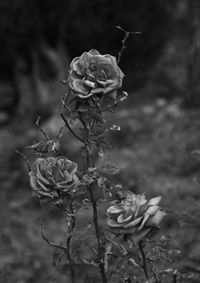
[68,49,124,99]
[107,192,166,244]
[29,157,80,203]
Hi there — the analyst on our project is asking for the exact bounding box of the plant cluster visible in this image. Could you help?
[26,39,182,283]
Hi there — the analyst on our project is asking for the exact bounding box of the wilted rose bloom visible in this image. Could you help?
[68,49,124,99]
[29,157,80,203]
[107,192,166,244]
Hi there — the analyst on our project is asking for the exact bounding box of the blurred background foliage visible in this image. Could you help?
[1,0,200,123]
[1,0,200,126]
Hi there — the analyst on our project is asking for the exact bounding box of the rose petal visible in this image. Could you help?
[123,216,143,228]
[83,80,97,89]
[103,78,122,94]
[145,205,160,216]
[107,218,124,228]
[138,214,150,230]
[78,92,96,99]
[108,90,117,100]
[37,179,51,192]
[147,196,162,207]
[117,214,133,224]
[88,49,100,56]
[69,78,90,95]
[146,210,166,227]
[117,226,137,234]
[29,172,40,191]
[70,57,83,75]
[90,87,107,94]
[107,206,123,214]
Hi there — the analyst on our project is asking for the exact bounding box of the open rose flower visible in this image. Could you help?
[68,49,124,99]
[107,192,166,244]
[29,157,80,204]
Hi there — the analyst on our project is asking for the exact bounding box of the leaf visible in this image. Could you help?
[110,124,121,131]
[82,174,95,185]
[98,148,105,157]
[128,258,140,268]
[89,109,104,123]
[97,176,107,187]
[100,164,120,175]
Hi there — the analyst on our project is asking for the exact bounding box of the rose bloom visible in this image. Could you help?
[29,157,80,203]
[68,49,124,99]
[107,192,166,244]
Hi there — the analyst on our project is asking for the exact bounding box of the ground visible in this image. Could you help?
[1,96,200,282]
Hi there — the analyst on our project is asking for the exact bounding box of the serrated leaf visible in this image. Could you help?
[97,176,107,187]
[128,258,140,268]
[89,109,104,123]
[82,174,95,185]
[100,164,120,175]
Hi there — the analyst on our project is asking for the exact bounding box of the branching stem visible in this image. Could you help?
[116,26,141,64]
[61,113,85,144]
[85,122,107,283]
[87,184,107,283]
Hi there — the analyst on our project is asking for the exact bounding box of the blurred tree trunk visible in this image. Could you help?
[185,0,200,107]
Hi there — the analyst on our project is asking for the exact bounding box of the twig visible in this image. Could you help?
[65,201,76,283]
[40,223,66,252]
[139,241,149,279]
[15,149,31,172]
[61,91,71,112]
[116,26,141,64]
[86,140,107,282]
[84,115,107,281]
[85,242,98,255]
[35,116,49,140]
[173,270,178,283]
[61,113,85,144]
[104,232,127,256]
[88,185,108,282]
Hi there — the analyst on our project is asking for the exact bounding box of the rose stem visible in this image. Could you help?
[61,113,85,144]
[86,151,108,283]
[116,26,141,65]
[83,109,107,283]
[63,115,107,283]
[64,200,75,283]
[139,241,149,279]
[173,272,177,283]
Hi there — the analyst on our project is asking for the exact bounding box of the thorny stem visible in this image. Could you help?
[65,201,76,283]
[79,106,107,282]
[87,153,108,283]
[61,112,85,144]
[40,223,66,252]
[139,241,149,279]
[116,26,141,64]
[35,116,50,140]
[173,270,178,283]
[64,98,108,282]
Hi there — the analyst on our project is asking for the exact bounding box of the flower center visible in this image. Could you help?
[82,62,108,92]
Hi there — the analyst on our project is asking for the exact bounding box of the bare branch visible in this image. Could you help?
[35,116,49,140]
[61,113,85,144]
[40,223,66,252]
[15,149,31,172]
[116,26,142,64]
